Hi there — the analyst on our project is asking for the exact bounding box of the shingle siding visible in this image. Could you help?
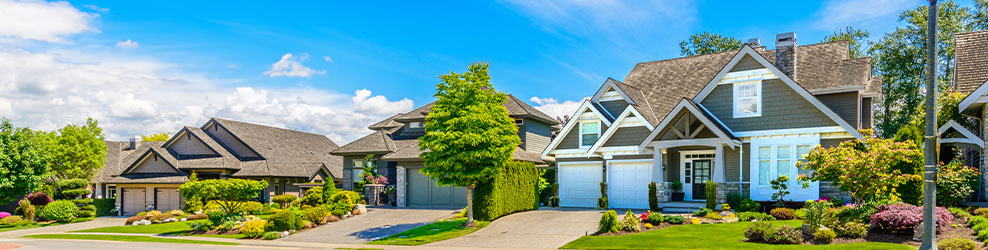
[701,79,837,132]
[599,100,629,118]
[816,91,859,129]
[602,126,650,147]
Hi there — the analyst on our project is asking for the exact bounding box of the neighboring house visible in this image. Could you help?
[331,95,559,207]
[542,32,881,209]
[94,117,343,215]
[942,30,988,200]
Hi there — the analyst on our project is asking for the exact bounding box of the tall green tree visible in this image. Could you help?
[870,1,973,137]
[678,32,746,56]
[39,118,107,181]
[419,62,520,225]
[140,132,169,142]
[0,119,51,204]
[822,26,871,58]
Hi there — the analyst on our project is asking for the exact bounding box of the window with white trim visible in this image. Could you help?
[733,82,761,118]
[579,121,600,147]
[757,144,812,186]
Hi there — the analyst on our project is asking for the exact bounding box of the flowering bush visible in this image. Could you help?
[937,161,979,206]
[870,203,953,232]
[770,208,796,220]
[796,136,923,202]
[27,192,53,206]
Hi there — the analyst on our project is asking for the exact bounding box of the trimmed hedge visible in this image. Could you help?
[93,199,115,216]
[472,161,538,221]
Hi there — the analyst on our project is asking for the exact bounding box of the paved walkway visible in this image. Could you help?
[427,208,603,249]
[279,207,458,244]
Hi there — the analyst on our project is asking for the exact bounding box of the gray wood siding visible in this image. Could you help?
[861,97,873,129]
[169,132,215,156]
[816,91,860,129]
[524,120,552,153]
[602,126,650,147]
[700,79,837,132]
[599,100,629,118]
[205,123,260,158]
[730,55,763,72]
[557,122,609,149]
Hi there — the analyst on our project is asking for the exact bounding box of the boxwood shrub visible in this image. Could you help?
[472,161,538,221]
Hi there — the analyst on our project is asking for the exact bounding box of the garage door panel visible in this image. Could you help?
[609,161,652,209]
[559,163,603,208]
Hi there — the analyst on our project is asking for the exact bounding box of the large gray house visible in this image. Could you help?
[542,32,881,209]
[331,95,558,207]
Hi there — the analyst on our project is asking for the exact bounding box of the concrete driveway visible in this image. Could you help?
[427,208,603,249]
[279,207,457,244]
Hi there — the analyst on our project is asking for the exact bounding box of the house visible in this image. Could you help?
[942,30,988,200]
[94,117,343,215]
[542,32,881,209]
[331,95,559,207]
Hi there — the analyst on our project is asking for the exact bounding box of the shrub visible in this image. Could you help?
[597,210,620,234]
[949,207,971,220]
[705,181,717,210]
[937,161,979,207]
[266,211,303,231]
[939,238,978,250]
[648,182,659,211]
[597,182,608,209]
[763,224,802,244]
[299,187,324,207]
[835,221,868,238]
[646,212,663,224]
[1,216,24,225]
[18,199,35,221]
[738,212,775,222]
[240,219,267,238]
[26,192,53,206]
[263,232,280,240]
[870,203,953,232]
[303,205,333,223]
[664,215,685,224]
[473,161,538,221]
[744,221,773,241]
[692,208,713,217]
[737,198,761,212]
[770,208,796,220]
[813,228,836,243]
[620,210,641,232]
[38,200,78,222]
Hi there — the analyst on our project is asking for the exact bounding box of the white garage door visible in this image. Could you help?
[558,162,603,208]
[123,188,146,216]
[156,188,181,212]
[608,161,653,209]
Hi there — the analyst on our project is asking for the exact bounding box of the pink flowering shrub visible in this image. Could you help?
[26,192,53,206]
[0,212,9,219]
[869,203,952,233]
[365,175,389,185]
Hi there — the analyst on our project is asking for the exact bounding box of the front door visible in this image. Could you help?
[692,160,712,200]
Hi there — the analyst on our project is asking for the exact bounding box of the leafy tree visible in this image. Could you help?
[419,62,520,224]
[140,132,169,142]
[797,136,923,202]
[822,26,870,58]
[678,32,746,56]
[178,178,267,216]
[0,119,51,204]
[871,1,972,137]
[37,118,107,181]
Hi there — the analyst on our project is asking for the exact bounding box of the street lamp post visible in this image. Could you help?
[919,0,939,250]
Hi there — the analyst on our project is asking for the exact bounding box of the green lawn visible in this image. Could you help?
[367,217,490,246]
[22,234,238,245]
[561,221,915,250]
[73,220,245,239]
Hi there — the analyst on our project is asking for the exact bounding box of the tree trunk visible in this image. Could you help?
[466,185,474,225]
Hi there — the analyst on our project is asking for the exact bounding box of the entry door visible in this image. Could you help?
[692,160,712,200]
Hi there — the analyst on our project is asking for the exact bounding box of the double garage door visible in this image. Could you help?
[558,161,652,209]
[121,188,181,216]
[407,168,467,207]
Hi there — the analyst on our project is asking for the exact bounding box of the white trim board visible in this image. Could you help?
[638,99,736,150]
[541,100,613,159]
[587,106,655,153]
[691,45,863,140]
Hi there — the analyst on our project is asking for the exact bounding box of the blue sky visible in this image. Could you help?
[0,0,971,143]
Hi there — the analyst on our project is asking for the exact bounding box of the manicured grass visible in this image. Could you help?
[73,220,245,239]
[22,234,238,245]
[367,217,490,246]
[561,220,915,250]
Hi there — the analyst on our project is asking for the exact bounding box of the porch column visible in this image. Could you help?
[653,148,664,183]
[713,144,726,182]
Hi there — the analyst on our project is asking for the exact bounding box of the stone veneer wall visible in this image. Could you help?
[819,182,853,202]
[396,166,406,207]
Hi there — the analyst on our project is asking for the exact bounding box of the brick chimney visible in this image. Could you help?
[775,32,797,79]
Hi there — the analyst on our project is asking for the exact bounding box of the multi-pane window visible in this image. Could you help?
[734,82,761,117]
[580,122,600,147]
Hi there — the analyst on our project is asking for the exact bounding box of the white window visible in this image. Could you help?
[733,82,761,118]
[579,121,600,147]
[757,144,812,186]
[409,122,423,128]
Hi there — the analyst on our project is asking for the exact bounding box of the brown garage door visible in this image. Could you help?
[155,188,181,212]
[122,188,146,216]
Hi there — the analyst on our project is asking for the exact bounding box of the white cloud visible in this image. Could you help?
[116,39,139,48]
[263,53,325,78]
[529,96,587,121]
[323,56,333,62]
[815,0,919,29]
[351,89,414,115]
[0,0,99,43]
